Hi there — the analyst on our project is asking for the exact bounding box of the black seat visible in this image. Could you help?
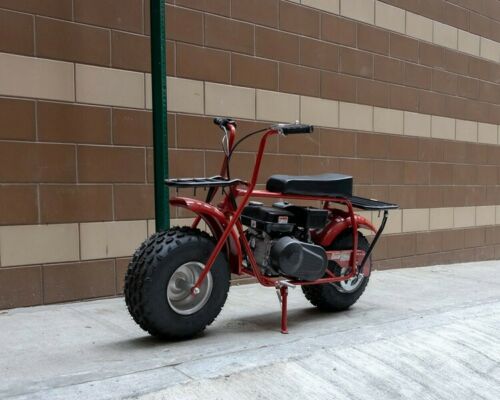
[266,173,353,197]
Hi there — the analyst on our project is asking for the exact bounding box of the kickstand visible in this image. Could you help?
[275,281,295,334]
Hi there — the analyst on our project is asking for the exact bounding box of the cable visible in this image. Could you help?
[228,127,269,159]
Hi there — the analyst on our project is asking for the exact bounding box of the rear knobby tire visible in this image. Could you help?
[124,227,230,340]
[302,230,371,312]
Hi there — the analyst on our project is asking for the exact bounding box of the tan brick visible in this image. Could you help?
[163,76,204,114]
[339,102,373,131]
[256,90,299,122]
[205,82,255,119]
[75,64,144,108]
[402,209,429,232]
[429,207,454,230]
[43,260,115,304]
[302,0,339,14]
[0,224,79,266]
[480,38,500,63]
[431,116,455,140]
[374,107,403,135]
[77,145,145,183]
[375,1,405,34]
[38,102,111,144]
[300,96,338,128]
[476,205,495,226]
[378,209,402,234]
[458,30,480,56]
[80,220,147,260]
[454,206,475,228]
[478,122,498,144]
[340,0,375,24]
[0,53,74,101]
[404,112,431,137]
[433,21,458,49]
[406,12,433,42]
[455,120,478,142]
[39,185,113,224]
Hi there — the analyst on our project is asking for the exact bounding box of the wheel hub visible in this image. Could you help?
[332,264,365,293]
[166,262,213,315]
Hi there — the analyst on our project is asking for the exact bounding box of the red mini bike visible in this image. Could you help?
[125,118,397,339]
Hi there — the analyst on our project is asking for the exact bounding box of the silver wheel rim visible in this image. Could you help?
[166,262,213,315]
[333,266,365,293]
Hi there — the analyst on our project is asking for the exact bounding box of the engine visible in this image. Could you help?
[241,202,329,281]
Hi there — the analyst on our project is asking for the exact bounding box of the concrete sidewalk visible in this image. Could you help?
[1,261,499,400]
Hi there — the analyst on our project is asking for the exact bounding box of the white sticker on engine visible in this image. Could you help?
[278,216,288,224]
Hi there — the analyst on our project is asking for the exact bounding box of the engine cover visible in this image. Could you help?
[270,237,327,281]
[241,204,295,234]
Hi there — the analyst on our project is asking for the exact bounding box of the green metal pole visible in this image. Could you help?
[150,0,169,231]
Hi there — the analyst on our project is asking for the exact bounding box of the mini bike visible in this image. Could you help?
[125,118,398,339]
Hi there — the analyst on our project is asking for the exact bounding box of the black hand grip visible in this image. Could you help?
[278,124,314,135]
[213,117,236,128]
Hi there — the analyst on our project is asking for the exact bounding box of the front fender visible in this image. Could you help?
[312,214,377,248]
[169,197,242,273]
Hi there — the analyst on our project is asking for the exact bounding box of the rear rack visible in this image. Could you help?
[333,195,398,211]
[165,175,246,188]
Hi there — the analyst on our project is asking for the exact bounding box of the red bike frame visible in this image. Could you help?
[169,125,377,333]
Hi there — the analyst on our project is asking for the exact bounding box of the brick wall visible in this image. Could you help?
[1,0,500,309]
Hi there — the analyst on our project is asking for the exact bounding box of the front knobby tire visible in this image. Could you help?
[124,227,230,340]
[302,230,371,312]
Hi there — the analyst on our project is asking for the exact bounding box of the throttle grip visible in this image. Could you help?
[277,124,314,135]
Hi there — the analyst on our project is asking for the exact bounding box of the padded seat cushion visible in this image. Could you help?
[266,173,353,197]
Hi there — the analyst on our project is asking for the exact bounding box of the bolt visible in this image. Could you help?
[192,287,200,295]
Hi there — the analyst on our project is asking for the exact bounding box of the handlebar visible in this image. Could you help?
[213,117,236,128]
[274,123,314,135]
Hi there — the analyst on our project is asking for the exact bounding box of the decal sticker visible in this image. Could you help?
[278,216,288,224]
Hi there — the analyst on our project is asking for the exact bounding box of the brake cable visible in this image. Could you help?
[228,127,269,160]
